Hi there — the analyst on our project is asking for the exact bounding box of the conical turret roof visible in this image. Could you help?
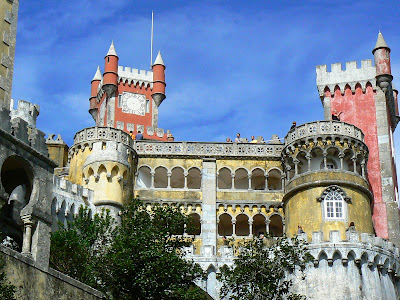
[92,66,102,81]
[373,31,390,53]
[153,50,165,66]
[107,41,118,56]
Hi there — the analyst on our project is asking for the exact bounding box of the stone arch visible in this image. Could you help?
[235,213,249,236]
[154,166,168,188]
[252,214,266,236]
[267,168,282,190]
[218,213,233,236]
[206,265,217,299]
[97,164,107,176]
[234,168,249,190]
[296,150,308,174]
[251,168,265,190]
[343,149,354,172]
[218,167,232,189]
[268,214,283,237]
[111,165,120,181]
[170,166,185,188]
[187,213,201,235]
[323,146,340,170]
[310,147,324,171]
[355,153,363,175]
[137,165,151,188]
[187,167,201,189]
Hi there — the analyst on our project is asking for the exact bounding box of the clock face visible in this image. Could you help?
[122,92,146,116]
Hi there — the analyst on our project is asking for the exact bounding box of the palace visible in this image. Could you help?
[0,1,400,299]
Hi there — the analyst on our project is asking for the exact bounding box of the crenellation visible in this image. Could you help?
[316,59,377,96]
[118,65,153,88]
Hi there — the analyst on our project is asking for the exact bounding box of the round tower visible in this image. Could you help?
[68,127,136,217]
[282,121,374,240]
[102,41,119,98]
[373,32,393,92]
[151,50,166,107]
[89,66,102,121]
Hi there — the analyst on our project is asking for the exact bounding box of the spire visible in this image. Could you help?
[92,66,102,81]
[107,41,118,56]
[153,50,164,66]
[373,31,390,53]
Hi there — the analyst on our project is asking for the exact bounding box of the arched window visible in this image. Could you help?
[218,213,232,236]
[154,166,168,188]
[252,214,266,236]
[187,213,201,235]
[235,214,250,236]
[170,167,184,188]
[187,167,201,189]
[251,169,265,190]
[269,214,283,237]
[218,168,232,189]
[137,166,151,188]
[267,169,282,190]
[234,168,248,189]
[318,185,350,221]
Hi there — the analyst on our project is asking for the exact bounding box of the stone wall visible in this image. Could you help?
[1,246,104,299]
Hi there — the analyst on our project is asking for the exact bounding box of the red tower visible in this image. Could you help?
[88,42,172,141]
[316,32,400,245]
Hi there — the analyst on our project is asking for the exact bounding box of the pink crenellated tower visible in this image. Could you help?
[88,42,172,141]
[316,32,400,246]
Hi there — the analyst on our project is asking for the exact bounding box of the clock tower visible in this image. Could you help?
[89,42,172,141]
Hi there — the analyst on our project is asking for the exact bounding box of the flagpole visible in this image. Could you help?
[151,11,154,68]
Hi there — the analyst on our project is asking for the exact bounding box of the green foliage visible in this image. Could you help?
[99,198,205,299]
[217,236,313,300]
[50,199,206,300]
[50,206,114,292]
[0,258,16,300]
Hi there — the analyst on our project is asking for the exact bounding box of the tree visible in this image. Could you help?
[99,198,206,300]
[50,206,114,292]
[0,257,16,300]
[50,199,207,299]
[217,236,313,300]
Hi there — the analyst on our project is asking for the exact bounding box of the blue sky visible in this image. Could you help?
[11,0,400,152]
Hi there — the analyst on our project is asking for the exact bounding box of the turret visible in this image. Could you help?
[373,32,393,92]
[89,66,102,121]
[151,51,166,107]
[102,41,119,98]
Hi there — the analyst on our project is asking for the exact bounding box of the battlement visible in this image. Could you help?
[53,176,95,216]
[316,60,377,96]
[10,99,39,128]
[46,133,67,145]
[118,66,153,88]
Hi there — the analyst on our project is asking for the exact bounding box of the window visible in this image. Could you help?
[146,99,150,113]
[325,191,343,219]
[318,185,350,221]
[118,95,122,108]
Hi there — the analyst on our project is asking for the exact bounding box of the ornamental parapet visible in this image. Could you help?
[134,141,283,158]
[282,121,368,183]
[284,120,364,146]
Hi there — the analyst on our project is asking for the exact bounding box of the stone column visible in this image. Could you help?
[323,153,327,170]
[184,171,188,189]
[265,174,269,190]
[339,153,344,170]
[281,174,285,190]
[231,173,235,190]
[293,159,300,176]
[265,219,270,234]
[201,158,217,255]
[150,171,155,188]
[167,171,171,188]
[232,219,236,237]
[306,154,311,171]
[21,215,33,255]
[249,220,253,238]
[247,174,252,191]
